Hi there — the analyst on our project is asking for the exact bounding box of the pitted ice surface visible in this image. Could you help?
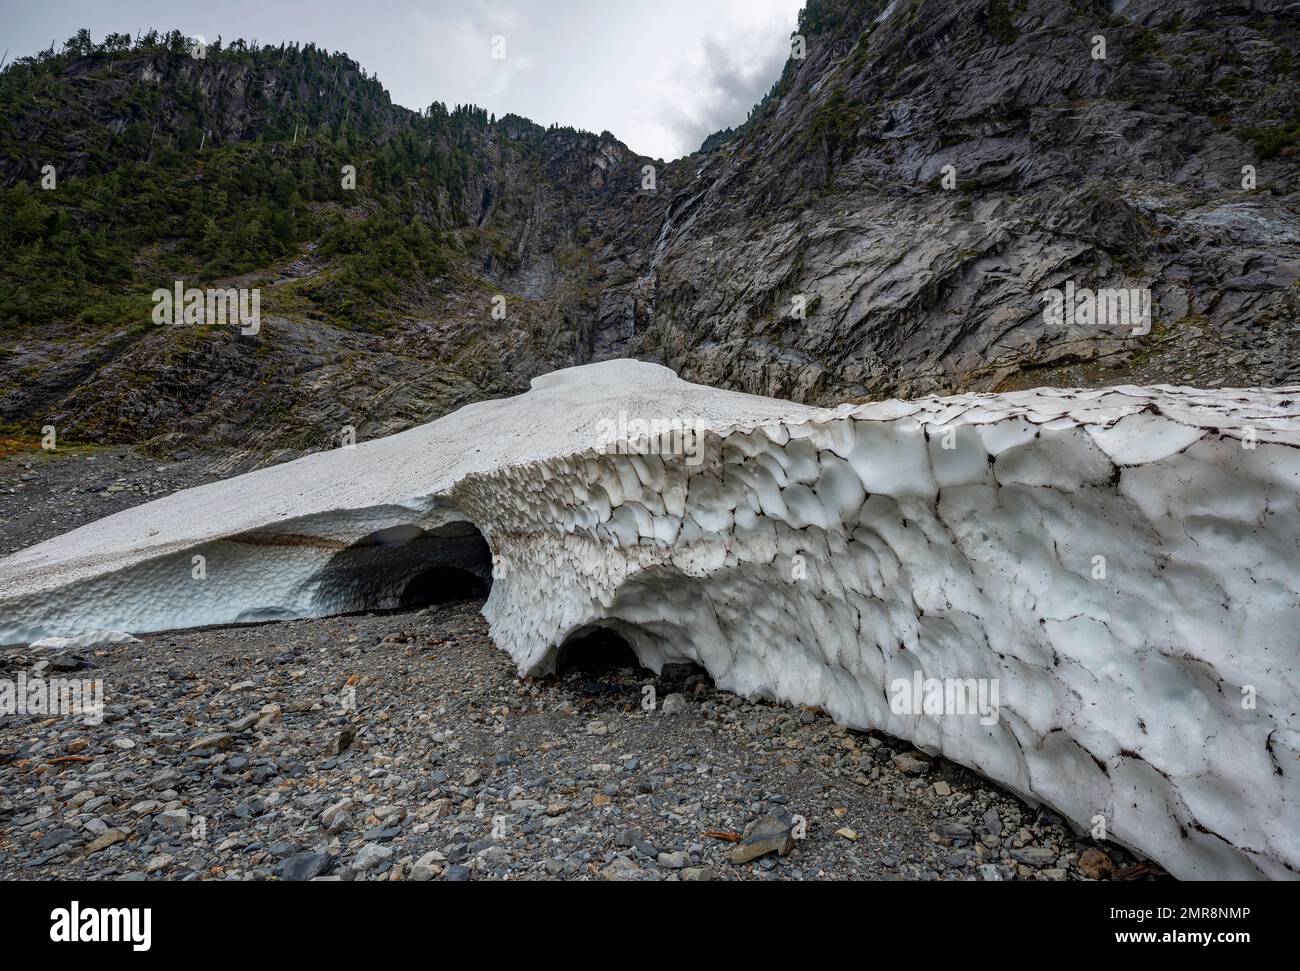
[1,361,1297,880]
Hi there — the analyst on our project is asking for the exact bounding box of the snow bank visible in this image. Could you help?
[1,360,1297,879]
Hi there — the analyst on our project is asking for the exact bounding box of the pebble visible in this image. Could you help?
[353,844,393,871]
[1078,847,1114,880]
[1010,847,1056,867]
[893,752,932,776]
[661,694,687,716]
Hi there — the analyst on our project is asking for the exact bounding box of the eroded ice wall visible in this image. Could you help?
[466,385,1300,881]
[1,362,1297,879]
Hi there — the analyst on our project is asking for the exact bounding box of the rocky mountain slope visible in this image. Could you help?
[1,0,1297,468]
[0,32,646,464]
[609,0,1300,403]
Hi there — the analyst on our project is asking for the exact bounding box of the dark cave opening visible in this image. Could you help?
[391,522,494,608]
[399,564,490,608]
[556,626,645,677]
[313,520,494,614]
[553,624,718,706]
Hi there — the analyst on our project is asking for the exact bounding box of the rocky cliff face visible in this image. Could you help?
[598,0,1300,404]
[1,0,1297,465]
[0,35,647,463]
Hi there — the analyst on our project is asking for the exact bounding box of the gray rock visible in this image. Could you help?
[321,798,354,830]
[327,729,355,756]
[409,851,444,882]
[1010,847,1057,868]
[934,822,973,844]
[187,733,235,753]
[681,867,720,882]
[39,828,80,851]
[155,809,189,833]
[280,851,333,882]
[353,844,393,871]
[893,752,932,776]
[599,856,656,881]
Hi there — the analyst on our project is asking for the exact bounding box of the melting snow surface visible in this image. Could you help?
[1,360,1298,880]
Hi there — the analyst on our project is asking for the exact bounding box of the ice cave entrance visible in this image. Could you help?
[555,622,717,703]
[556,625,644,675]
[313,520,493,613]
[399,564,487,607]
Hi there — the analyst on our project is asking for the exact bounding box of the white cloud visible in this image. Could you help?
[346,0,804,157]
[405,2,535,107]
[649,11,799,157]
[5,0,807,158]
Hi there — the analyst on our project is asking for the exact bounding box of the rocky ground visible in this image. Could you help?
[0,444,1162,882]
[0,601,1159,882]
[0,445,253,556]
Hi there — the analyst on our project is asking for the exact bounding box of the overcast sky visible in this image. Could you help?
[1,0,805,159]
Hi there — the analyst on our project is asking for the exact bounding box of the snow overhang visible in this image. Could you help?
[1,361,1298,880]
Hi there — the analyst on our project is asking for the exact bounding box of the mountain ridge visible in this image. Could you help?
[1,0,1297,468]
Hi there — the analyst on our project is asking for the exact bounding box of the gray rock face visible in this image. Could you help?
[592,0,1300,405]
[1,1,1294,463]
